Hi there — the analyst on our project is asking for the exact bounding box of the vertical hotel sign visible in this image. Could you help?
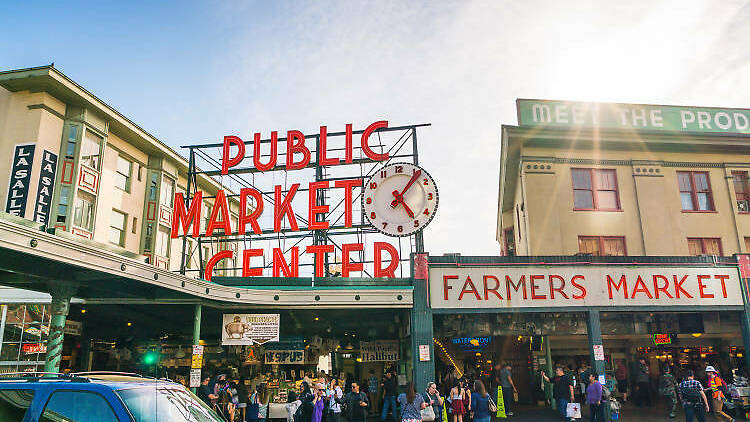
[33,150,57,225]
[5,144,35,217]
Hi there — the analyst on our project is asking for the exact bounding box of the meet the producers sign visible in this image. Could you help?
[517,99,750,135]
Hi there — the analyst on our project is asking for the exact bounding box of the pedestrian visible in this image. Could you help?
[706,366,734,422]
[258,386,271,422]
[449,381,466,422]
[659,366,678,419]
[615,360,628,402]
[347,381,370,422]
[585,373,605,422]
[470,380,491,422]
[216,390,236,422]
[542,367,575,422]
[398,382,427,422]
[286,391,302,422]
[499,364,517,417]
[312,383,327,422]
[198,376,218,407]
[369,369,380,415]
[678,369,710,422]
[248,385,261,422]
[424,382,444,422]
[328,378,344,422]
[634,357,652,407]
[461,379,472,422]
[299,382,315,422]
[381,371,398,422]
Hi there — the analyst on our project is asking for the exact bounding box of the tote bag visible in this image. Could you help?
[421,406,436,421]
[566,403,581,419]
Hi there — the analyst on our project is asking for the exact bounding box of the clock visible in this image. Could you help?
[362,162,438,237]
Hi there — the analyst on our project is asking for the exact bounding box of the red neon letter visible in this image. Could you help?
[530,275,546,299]
[253,131,278,172]
[342,243,364,277]
[335,178,362,227]
[374,242,399,278]
[571,275,587,299]
[306,244,334,277]
[673,275,693,298]
[308,181,330,230]
[606,275,628,299]
[345,123,353,164]
[206,190,232,236]
[483,275,503,300]
[273,247,299,277]
[318,126,340,166]
[239,188,263,235]
[697,274,713,298]
[361,121,389,161]
[274,183,299,232]
[458,276,481,301]
[630,275,653,299]
[653,275,673,299]
[205,250,233,282]
[505,275,527,300]
[715,274,729,298]
[443,275,458,301]
[222,136,245,175]
[242,249,264,277]
[171,191,202,238]
[549,275,568,299]
[286,130,310,170]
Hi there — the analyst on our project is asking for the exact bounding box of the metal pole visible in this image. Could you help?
[180,148,194,275]
[192,303,202,394]
[411,128,424,254]
[44,283,76,373]
[544,335,553,408]
[587,309,606,380]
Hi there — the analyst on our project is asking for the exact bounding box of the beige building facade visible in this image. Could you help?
[0,65,239,278]
[498,99,750,257]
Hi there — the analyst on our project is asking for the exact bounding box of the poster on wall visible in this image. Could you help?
[360,340,399,362]
[33,149,57,225]
[265,349,305,364]
[222,314,280,345]
[5,143,35,217]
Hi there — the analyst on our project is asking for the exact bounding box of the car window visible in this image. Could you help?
[0,389,35,421]
[118,385,223,422]
[40,390,118,422]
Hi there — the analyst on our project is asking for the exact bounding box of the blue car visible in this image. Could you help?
[0,372,224,422]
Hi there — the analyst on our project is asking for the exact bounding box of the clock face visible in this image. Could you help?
[362,163,438,237]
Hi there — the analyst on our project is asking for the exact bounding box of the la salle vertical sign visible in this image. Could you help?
[5,144,35,217]
[33,150,57,225]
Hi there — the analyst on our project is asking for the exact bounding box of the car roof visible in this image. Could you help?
[0,372,184,390]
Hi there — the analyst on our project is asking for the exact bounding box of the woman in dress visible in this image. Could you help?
[450,381,466,422]
[299,381,315,422]
[311,383,326,422]
[398,382,427,422]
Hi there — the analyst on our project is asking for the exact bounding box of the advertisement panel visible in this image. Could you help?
[429,266,743,309]
[5,144,35,217]
[222,314,280,345]
[360,340,399,362]
[33,149,57,225]
[265,349,305,365]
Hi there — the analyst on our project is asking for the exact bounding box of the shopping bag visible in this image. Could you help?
[421,405,436,421]
[566,402,582,419]
[488,397,497,413]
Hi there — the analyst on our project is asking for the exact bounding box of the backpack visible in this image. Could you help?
[681,385,702,403]
[601,384,611,400]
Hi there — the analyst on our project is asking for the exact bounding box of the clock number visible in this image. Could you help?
[427,193,433,200]
[413,220,420,227]
[370,212,376,219]
[382,222,388,229]
[423,208,430,216]
[366,197,372,205]
[397,225,403,233]
[380,170,387,178]
[423,178,429,185]
[396,165,403,173]
[370,182,377,190]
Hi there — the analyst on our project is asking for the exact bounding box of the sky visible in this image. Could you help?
[2,0,749,255]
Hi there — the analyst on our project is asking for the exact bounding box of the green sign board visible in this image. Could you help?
[517,99,750,135]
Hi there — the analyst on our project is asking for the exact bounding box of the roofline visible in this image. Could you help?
[0,65,228,194]
[515,98,750,114]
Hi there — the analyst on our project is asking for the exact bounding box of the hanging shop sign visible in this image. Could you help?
[221,314,280,345]
[360,340,399,362]
[33,149,57,226]
[430,266,743,309]
[192,345,204,369]
[5,144,35,217]
[518,99,750,135]
[451,337,492,351]
[265,349,305,365]
[22,343,46,354]
[189,368,202,388]
[653,334,674,345]
[64,320,82,336]
[172,121,438,280]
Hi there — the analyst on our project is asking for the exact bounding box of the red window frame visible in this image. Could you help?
[571,168,621,211]
[577,236,627,256]
[733,171,750,213]
[687,237,723,256]
[677,171,715,212]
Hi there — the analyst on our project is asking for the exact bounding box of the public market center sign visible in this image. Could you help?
[517,99,750,135]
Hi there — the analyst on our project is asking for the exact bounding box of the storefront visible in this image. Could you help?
[416,254,750,406]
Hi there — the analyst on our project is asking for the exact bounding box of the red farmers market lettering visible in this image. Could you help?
[697,274,713,298]
[530,275,546,299]
[607,275,628,299]
[443,275,458,300]
[374,242,399,278]
[673,275,693,298]
[458,276,481,301]
[653,275,673,299]
[483,275,503,300]
[715,275,729,298]
[631,275,653,299]
[549,274,569,299]
[506,275,527,300]
[571,275,587,299]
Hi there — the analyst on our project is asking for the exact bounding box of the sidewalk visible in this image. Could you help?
[499,402,733,422]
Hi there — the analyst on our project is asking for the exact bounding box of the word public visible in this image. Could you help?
[172,121,400,280]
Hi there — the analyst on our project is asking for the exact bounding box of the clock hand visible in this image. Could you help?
[390,170,422,208]
[390,191,415,218]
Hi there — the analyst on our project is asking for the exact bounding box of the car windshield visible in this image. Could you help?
[116,384,222,422]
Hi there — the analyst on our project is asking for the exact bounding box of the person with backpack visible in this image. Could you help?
[347,381,370,422]
[706,366,734,422]
[678,370,710,422]
[659,366,678,419]
[585,373,605,422]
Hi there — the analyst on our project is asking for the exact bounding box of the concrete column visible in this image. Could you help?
[411,253,434,391]
[586,310,606,378]
[44,283,77,373]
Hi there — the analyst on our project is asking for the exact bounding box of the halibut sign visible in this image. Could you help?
[517,99,750,135]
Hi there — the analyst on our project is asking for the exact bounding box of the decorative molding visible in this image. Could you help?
[521,155,737,169]
[27,104,64,120]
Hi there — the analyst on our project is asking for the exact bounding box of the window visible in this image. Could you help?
[160,176,175,207]
[733,171,750,212]
[572,169,620,210]
[73,191,96,231]
[114,155,132,192]
[40,390,117,422]
[80,130,102,170]
[109,209,127,246]
[156,226,170,257]
[117,385,223,422]
[64,124,79,159]
[678,171,714,211]
[578,236,627,256]
[0,389,34,421]
[202,202,211,233]
[56,185,71,223]
[503,228,515,256]
[132,217,138,234]
[687,238,723,256]
[745,237,750,253]
[144,223,154,251]
[149,172,159,201]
